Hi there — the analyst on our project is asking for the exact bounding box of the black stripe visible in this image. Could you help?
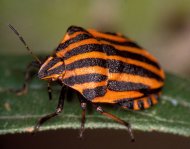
[44,57,62,70]
[140,87,162,95]
[83,86,107,100]
[108,80,150,91]
[67,26,88,35]
[64,43,160,69]
[108,59,163,81]
[147,97,153,106]
[56,33,93,51]
[38,57,64,79]
[97,37,142,49]
[118,100,134,110]
[103,44,160,69]
[63,73,107,86]
[47,65,65,76]
[64,44,103,59]
[65,58,107,70]
[101,31,120,36]
[137,100,144,110]
[65,57,163,82]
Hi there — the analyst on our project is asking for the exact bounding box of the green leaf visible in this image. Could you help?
[0,55,190,137]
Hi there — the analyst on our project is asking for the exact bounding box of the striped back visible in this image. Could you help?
[55,26,165,103]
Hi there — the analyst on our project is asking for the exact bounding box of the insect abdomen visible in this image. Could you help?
[88,29,164,109]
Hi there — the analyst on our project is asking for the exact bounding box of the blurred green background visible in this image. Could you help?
[1,0,190,77]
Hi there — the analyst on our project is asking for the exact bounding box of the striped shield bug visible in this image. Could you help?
[9,24,165,142]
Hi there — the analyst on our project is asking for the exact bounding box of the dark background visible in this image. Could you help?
[1,129,190,149]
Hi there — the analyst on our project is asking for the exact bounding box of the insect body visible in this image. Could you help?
[9,25,165,142]
[40,26,164,108]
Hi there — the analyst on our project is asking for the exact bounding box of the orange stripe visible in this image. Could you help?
[88,29,129,42]
[41,74,60,80]
[92,90,143,103]
[109,73,164,89]
[133,100,139,110]
[71,81,107,93]
[60,31,87,43]
[64,66,107,79]
[108,55,164,78]
[151,95,158,105]
[48,61,64,71]
[101,40,158,63]
[39,56,53,72]
[142,97,150,109]
[56,38,99,57]
[64,51,107,65]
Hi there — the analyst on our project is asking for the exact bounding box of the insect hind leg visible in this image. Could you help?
[94,105,135,142]
[77,93,87,138]
[47,82,52,100]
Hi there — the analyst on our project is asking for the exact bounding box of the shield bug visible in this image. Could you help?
[9,25,165,142]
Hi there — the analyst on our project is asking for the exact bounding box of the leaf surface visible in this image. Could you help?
[0,56,190,136]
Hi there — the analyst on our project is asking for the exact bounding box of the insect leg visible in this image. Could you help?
[95,105,135,142]
[12,61,40,96]
[33,85,66,133]
[66,87,76,102]
[77,93,87,138]
[47,82,52,100]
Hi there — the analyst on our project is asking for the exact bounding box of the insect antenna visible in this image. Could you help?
[8,24,41,64]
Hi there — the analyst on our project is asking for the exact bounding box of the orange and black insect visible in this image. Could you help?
[9,25,165,142]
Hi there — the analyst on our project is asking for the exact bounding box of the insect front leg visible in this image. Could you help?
[33,85,66,133]
[77,93,87,138]
[12,61,40,96]
[94,105,135,142]
[11,59,53,100]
